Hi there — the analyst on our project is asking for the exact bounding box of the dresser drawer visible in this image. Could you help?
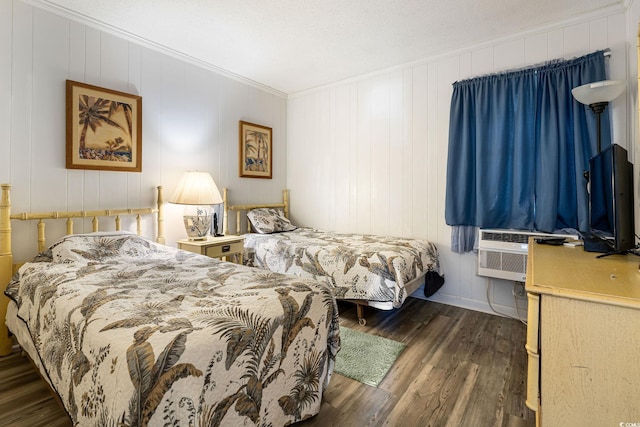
[205,241,244,258]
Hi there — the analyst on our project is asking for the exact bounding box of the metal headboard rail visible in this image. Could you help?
[0,184,165,356]
[223,188,289,235]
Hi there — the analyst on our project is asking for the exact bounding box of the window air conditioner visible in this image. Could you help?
[477,229,578,281]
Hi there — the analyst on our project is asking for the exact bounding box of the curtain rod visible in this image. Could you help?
[453,50,610,86]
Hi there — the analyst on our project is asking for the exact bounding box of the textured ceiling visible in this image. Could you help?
[38,0,622,94]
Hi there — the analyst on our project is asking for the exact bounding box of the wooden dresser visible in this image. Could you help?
[525,241,640,426]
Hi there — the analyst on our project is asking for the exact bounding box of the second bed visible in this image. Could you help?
[224,189,445,325]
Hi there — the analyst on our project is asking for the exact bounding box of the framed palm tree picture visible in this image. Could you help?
[239,120,272,179]
[66,80,142,172]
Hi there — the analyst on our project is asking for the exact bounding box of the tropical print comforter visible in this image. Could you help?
[4,232,340,427]
[244,228,442,307]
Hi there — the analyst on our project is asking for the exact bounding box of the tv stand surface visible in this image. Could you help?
[525,241,640,426]
[595,249,640,258]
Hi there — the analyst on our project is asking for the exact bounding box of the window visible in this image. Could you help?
[445,51,609,252]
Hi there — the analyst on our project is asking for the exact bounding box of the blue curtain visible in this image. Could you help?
[445,51,608,252]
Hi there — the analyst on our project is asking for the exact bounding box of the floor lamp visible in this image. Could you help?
[571,79,626,154]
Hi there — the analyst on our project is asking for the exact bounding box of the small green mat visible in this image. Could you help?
[334,326,406,387]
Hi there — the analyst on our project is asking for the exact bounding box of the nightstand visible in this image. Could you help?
[177,235,245,264]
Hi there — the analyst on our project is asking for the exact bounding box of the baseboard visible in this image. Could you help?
[410,285,528,321]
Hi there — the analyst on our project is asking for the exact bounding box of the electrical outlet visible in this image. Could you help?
[512,282,525,298]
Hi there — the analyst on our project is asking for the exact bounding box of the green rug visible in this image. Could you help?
[334,327,406,387]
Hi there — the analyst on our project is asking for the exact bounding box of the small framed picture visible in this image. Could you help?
[66,80,142,172]
[239,120,272,179]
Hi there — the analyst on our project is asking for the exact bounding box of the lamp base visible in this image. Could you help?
[183,213,212,240]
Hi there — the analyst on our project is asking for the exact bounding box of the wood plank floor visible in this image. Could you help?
[300,299,535,427]
[0,298,535,427]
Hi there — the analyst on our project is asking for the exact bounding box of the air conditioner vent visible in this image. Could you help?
[477,228,578,281]
[481,231,529,244]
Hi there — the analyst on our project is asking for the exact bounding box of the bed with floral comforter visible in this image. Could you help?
[4,232,340,426]
[243,227,443,309]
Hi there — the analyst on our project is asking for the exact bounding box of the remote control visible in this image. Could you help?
[534,237,566,245]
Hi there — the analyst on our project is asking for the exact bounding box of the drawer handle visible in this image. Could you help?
[221,245,230,253]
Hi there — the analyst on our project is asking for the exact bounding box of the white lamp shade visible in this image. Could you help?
[571,80,626,105]
[170,171,223,205]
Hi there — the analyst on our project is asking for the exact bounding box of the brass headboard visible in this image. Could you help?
[0,184,165,356]
[223,188,289,235]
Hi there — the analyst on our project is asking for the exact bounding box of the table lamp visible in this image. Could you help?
[170,171,223,240]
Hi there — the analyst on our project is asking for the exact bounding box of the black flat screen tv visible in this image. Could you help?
[587,143,635,253]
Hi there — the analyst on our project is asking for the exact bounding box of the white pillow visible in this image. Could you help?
[247,208,296,234]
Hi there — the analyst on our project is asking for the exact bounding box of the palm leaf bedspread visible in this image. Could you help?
[4,233,340,426]
[244,228,442,307]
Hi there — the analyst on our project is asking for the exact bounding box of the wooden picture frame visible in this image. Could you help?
[66,80,142,172]
[239,121,272,179]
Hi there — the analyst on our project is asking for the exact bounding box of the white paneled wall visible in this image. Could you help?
[287,6,629,317]
[2,0,637,318]
[0,0,287,261]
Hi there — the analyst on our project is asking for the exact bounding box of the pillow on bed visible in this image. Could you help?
[50,232,157,264]
[247,208,297,234]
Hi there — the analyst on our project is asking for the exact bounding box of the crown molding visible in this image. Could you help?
[290,3,628,98]
[22,0,288,99]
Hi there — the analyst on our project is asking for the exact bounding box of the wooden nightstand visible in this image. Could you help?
[177,235,245,264]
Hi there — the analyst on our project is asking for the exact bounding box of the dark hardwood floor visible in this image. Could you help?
[302,299,535,427]
[0,298,535,427]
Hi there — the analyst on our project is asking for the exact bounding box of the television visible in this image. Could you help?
[586,143,636,254]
